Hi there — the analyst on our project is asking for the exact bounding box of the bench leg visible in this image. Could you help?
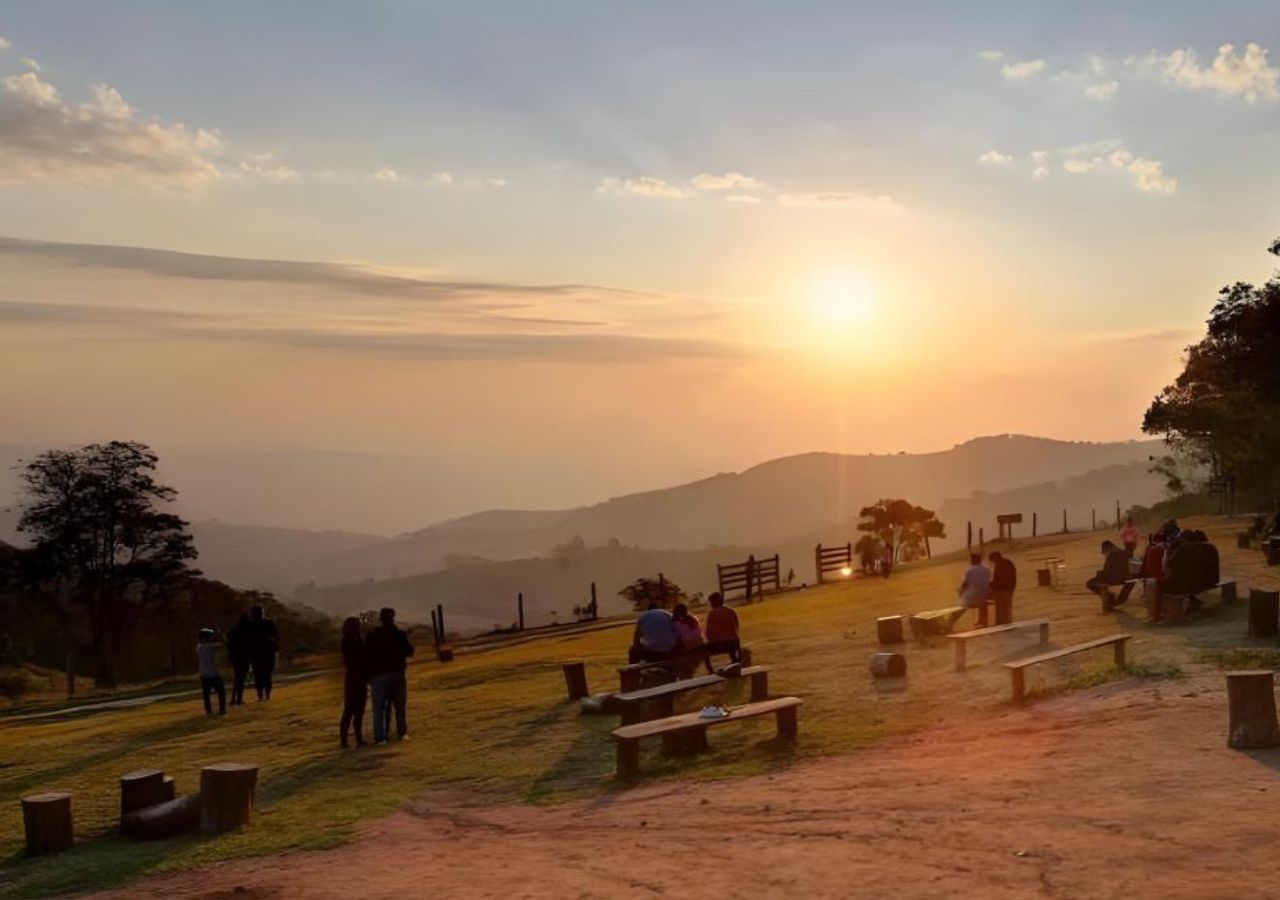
[1038,622,1050,645]
[776,705,798,740]
[1011,668,1026,704]
[954,640,967,672]
[1114,640,1127,668]
[616,739,640,778]
[738,647,753,667]
[1222,582,1238,603]
[620,670,641,692]
[750,670,768,702]
[662,727,707,756]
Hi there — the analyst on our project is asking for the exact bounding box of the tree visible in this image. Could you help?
[1143,236,1280,506]
[17,441,197,685]
[857,499,946,566]
[618,575,686,612]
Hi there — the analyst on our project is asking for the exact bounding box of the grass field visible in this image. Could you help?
[1,516,1276,898]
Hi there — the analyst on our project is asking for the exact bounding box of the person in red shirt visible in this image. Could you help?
[1140,534,1166,621]
[703,592,741,664]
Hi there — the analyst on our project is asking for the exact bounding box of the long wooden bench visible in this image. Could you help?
[612,696,802,778]
[908,607,968,641]
[1004,634,1130,703]
[608,673,726,724]
[947,619,1049,671]
[617,646,752,691]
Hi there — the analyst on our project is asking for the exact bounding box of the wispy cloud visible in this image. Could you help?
[372,167,402,184]
[19,57,39,72]
[237,153,298,183]
[777,191,899,211]
[1060,141,1176,194]
[597,176,690,199]
[724,194,761,204]
[690,171,763,191]
[977,149,1013,165]
[0,36,11,51]
[976,49,1004,62]
[1130,42,1279,103]
[1001,59,1047,80]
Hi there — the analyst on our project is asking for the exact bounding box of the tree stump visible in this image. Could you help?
[1226,670,1280,749]
[869,652,907,678]
[1036,568,1052,587]
[1237,532,1252,549]
[122,794,201,840]
[120,769,169,824]
[876,615,905,644]
[1248,589,1279,638]
[21,792,73,855]
[562,661,589,701]
[199,763,259,834]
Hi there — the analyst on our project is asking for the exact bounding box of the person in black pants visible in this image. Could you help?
[197,628,227,716]
[339,617,367,749]
[248,604,280,700]
[365,607,414,743]
[226,613,252,705]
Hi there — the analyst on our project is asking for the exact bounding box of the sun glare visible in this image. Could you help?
[808,271,878,328]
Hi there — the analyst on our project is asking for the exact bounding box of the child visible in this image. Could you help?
[197,627,227,716]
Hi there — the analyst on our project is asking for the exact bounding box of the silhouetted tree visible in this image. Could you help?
[857,499,946,564]
[1143,236,1280,504]
[618,576,686,612]
[17,441,197,685]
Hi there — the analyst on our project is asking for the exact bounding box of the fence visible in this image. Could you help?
[814,542,853,583]
[717,553,781,602]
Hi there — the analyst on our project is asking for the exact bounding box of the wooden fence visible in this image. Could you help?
[814,542,853,584]
[717,553,781,602]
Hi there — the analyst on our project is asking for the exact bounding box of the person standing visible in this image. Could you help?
[987,551,1017,625]
[226,613,252,706]
[1120,518,1140,557]
[339,617,367,749]
[958,553,992,627]
[197,628,227,716]
[365,607,414,744]
[248,604,280,701]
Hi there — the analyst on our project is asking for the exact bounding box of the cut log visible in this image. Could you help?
[199,763,259,834]
[876,616,904,645]
[1226,670,1280,749]
[120,768,169,823]
[869,652,907,678]
[1237,532,1252,549]
[161,776,176,803]
[21,791,73,855]
[562,661,589,701]
[121,794,201,840]
[1248,589,1279,638]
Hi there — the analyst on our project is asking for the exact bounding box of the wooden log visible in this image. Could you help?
[21,792,73,856]
[1226,670,1280,749]
[161,776,176,803]
[120,768,168,823]
[869,652,907,678]
[121,794,201,840]
[562,661,589,701]
[1248,589,1279,638]
[876,615,905,644]
[199,763,259,834]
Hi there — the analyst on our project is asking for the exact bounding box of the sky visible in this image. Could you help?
[1,1,1279,530]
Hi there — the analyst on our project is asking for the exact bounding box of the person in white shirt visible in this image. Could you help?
[958,553,993,627]
[197,628,227,716]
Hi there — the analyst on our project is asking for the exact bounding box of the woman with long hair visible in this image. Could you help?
[339,617,367,749]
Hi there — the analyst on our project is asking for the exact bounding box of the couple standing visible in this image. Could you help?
[226,605,280,704]
[340,607,415,748]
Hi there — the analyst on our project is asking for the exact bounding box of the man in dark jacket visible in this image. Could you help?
[1087,540,1132,609]
[366,607,414,744]
[987,551,1018,625]
[248,604,280,701]
[226,613,253,705]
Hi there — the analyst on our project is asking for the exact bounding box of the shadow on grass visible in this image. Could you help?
[0,831,208,900]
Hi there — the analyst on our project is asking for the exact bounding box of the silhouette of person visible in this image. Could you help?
[196,627,227,716]
[987,551,1017,625]
[226,613,252,706]
[248,604,280,701]
[339,617,367,749]
[365,607,414,743]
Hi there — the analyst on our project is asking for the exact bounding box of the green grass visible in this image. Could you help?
[1,516,1275,898]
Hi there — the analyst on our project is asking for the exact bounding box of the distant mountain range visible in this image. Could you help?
[0,435,1169,614]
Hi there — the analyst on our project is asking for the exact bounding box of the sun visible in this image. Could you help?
[807,270,878,328]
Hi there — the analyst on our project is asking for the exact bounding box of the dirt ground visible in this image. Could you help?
[84,671,1280,900]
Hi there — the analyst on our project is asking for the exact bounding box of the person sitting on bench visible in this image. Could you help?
[1139,532,1166,619]
[958,553,992,627]
[1162,530,1220,611]
[1087,540,1133,609]
[629,602,679,664]
[704,592,741,664]
[671,602,714,676]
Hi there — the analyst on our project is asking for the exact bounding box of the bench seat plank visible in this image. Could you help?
[613,696,801,741]
[948,619,1050,671]
[1004,634,1130,703]
[613,674,725,704]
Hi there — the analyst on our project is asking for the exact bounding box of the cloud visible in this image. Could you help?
[777,191,899,211]
[724,194,761,204]
[597,176,690,199]
[1060,143,1176,193]
[1138,42,1279,103]
[977,150,1013,165]
[1083,80,1119,101]
[977,50,1004,61]
[237,153,298,183]
[484,177,507,188]
[431,171,453,185]
[0,71,224,187]
[372,167,402,184]
[0,36,10,51]
[1001,59,1047,80]
[690,171,763,191]
[19,57,40,72]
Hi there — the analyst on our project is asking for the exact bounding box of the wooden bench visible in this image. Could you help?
[908,607,968,641]
[717,664,771,702]
[1004,634,1130,703]
[948,619,1049,671]
[1158,580,1237,623]
[612,697,802,778]
[1030,556,1067,589]
[617,646,751,691]
[608,673,726,724]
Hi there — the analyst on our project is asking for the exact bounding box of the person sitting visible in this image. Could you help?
[958,553,992,627]
[1088,540,1133,609]
[671,602,712,676]
[629,602,678,664]
[1139,534,1166,621]
[1163,531,1220,611]
[987,551,1017,625]
[703,592,741,664]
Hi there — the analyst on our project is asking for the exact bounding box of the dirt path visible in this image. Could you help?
[85,673,1280,900]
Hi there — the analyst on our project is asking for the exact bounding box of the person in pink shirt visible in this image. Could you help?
[1120,518,1140,556]
[671,603,713,676]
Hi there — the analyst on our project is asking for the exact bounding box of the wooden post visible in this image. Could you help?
[750,670,769,702]
[1248,589,1280,638]
[616,739,640,778]
[978,527,985,557]
[1091,509,1097,531]
[562,662,588,700]
[775,704,798,739]
[1226,670,1280,749]
[199,763,259,834]
[1032,512,1038,538]
[815,544,824,584]
[953,639,968,672]
[430,608,441,650]
[1010,668,1026,703]
[120,769,168,824]
[517,593,525,631]
[21,792,73,855]
[1062,509,1068,534]
[745,556,755,604]
[590,582,598,620]
[1115,500,1122,526]
[876,616,905,644]
[436,604,446,641]
[966,521,973,549]
[869,652,906,678]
